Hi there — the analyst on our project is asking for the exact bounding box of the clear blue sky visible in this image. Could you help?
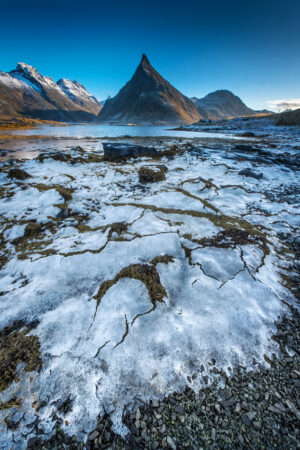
[1,0,299,110]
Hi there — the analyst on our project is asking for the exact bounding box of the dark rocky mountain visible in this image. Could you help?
[274,108,300,126]
[0,63,101,121]
[97,54,201,124]
[193,89,256,120]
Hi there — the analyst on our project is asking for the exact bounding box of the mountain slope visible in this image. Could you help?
[193,90,256,120]
[0,63,101,122]
[274,108,300,126]
[57,78,101,115]
[97,54,201,124]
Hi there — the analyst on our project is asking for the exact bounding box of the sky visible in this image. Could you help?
[1,0,299,110]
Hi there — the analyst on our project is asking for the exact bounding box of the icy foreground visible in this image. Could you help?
[0,123,299,447]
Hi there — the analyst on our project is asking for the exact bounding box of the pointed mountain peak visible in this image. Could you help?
[140,54,151,68]
[97,54,200,124]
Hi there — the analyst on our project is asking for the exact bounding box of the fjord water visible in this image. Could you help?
[5,123,232,139]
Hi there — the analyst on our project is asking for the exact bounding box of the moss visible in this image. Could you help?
[0,397,22,410]
[150,255,174,266]
[55,186,73,201]
[76,223,93,233]
[94,264,167,310]
[107,221,128,239]
[138,166,166,184]
[8,168,31,180]
[24,221,43,238]
[110,202,266,238]
[0,321,42,392]
[186,228,264,249]
[33,183,74,201]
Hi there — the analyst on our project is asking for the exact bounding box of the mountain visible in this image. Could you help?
[0,63,101,122]
[192,90,256,120]
[97,54,201,124]
[57,78,101,115]
[274,108,300,126]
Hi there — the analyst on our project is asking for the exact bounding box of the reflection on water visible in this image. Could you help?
[2,123,231,139]
[0,124,237,161]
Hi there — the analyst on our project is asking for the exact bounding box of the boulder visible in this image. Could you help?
[138,165,167,183]
[238,169,263,179]
[103,143,158,161]
[8,168,31,180]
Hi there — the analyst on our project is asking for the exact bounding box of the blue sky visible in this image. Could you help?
[1,0,299,110]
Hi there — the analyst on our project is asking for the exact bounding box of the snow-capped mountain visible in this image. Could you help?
[57,78,101,115]
[0,63,101,121]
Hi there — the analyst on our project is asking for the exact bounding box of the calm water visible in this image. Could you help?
[2,123,234,139]
[0,124,240,161]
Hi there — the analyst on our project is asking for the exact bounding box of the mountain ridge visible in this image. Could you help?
[0,62,101,122]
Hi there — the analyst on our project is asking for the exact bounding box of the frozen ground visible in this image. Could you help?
[0,119,299,448]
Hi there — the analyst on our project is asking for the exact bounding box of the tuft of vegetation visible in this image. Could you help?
[0,321,42,392]
[94,264,167,310]
[8,168,31,180]
[138,165,167,183]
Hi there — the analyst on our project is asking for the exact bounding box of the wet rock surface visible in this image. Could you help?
[103,143,158,161]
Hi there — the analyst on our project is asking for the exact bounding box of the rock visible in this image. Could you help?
[152,441,159,450]
[27,436,41,447]
[240,131,255,137]
[166,435,176,449]
[234,144,254,152]
[136,408,141,421]
[246,411,256,422]
[8,168,31,180]
[268,405,282,414]
[138,165,166,183]
[88,430,99,441]
[160,424,166,434]
[241,413,251,426]
[253,420,262,430]
[103,143,158,161]
[175,405,184,415]
[238,168,263,179]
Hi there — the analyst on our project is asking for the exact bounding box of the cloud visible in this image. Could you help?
[266,98,300,112]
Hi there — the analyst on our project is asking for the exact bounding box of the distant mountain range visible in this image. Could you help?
[0,63,102,121]
[97,54,200,124]
[0,58,274,124]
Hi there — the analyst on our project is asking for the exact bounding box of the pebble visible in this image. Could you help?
[166,435,177,449]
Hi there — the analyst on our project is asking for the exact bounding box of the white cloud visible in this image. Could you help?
[267,98,300,112]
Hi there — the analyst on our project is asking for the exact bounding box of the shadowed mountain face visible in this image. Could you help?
[274,108,300,126]
[0,63,101,122]
[97,55,201,125]
[193,90,256,120]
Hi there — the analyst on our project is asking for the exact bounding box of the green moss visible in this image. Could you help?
[150,255,174,266]
[0,321,42,392]
[138,166,166,184]
[8,168,31,180]
[0,397,22,410]
[33,183,74,201]
[24,222,43,238]
[94,264,167,310]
